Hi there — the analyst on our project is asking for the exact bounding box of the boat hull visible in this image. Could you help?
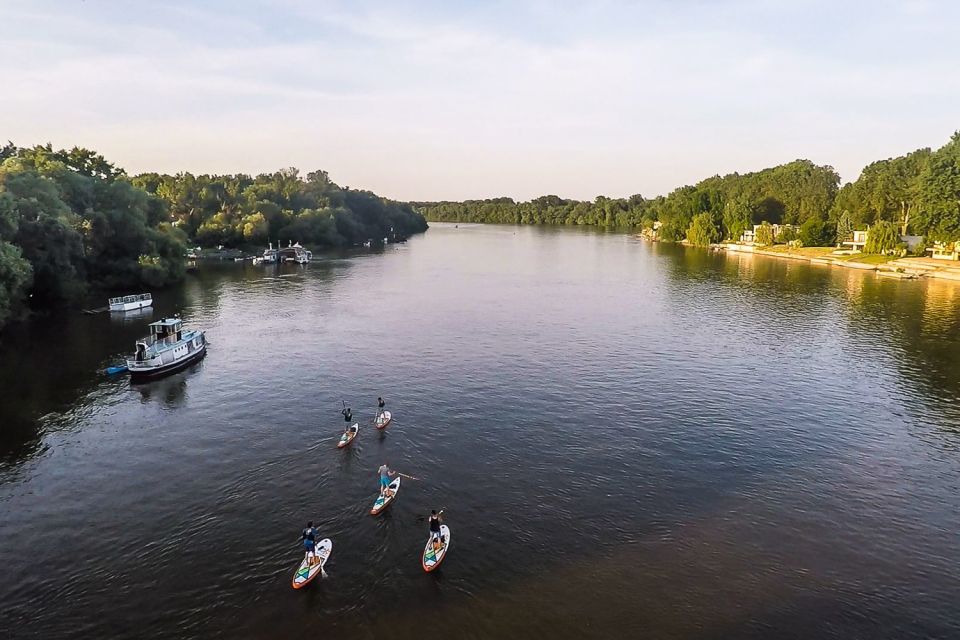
[129,344,207,382]
[110,300,153,312]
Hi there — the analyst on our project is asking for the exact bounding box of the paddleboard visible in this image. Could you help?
[422,524,451,572]
[375,410,392,430]
[292,538,332,589]
[338,423,359,448]
[371,476,401,515]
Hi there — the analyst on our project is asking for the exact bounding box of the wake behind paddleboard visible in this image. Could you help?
[371,476,401,515]
[292,538,332,589]
[338,423,359,448]
[375,410,392,430]
[422,524,451,572]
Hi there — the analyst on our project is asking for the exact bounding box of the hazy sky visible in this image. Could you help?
[1,1,958,201]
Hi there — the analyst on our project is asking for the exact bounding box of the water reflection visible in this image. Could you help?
[132,369,197,409]
[109,306,155,324]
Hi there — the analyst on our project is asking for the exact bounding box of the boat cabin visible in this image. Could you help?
[135,318,183,361]
[150,318,183,342]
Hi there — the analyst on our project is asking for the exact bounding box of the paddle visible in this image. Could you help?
[398,472,421,481]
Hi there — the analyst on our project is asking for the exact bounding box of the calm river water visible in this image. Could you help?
[2,224,959,639]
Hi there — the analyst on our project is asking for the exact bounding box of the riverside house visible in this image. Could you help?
[842,230,868,252]
[739,223,799,244]
[927,241,960,261]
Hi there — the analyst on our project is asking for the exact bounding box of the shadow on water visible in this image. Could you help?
[0,281,193,466]
[0,259,345,469]
[132,367,199,409]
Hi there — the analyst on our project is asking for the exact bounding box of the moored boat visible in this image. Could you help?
[279,241,312,264]
[126,317,207,381]
[261,242,278,264]
[109,293,153,312]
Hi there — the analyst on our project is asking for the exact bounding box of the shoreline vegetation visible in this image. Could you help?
[416,130,960,271]
[0,144,428,331]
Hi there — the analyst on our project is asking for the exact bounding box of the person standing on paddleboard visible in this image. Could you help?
[428,510,443,547]
[376,396,386,420]
[378,463,396,496]
[342,406,353,425]
[301,521,318,565]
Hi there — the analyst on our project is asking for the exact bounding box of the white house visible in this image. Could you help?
[927,241,960,261]
[739,223,799,244]
[842,230,868,252]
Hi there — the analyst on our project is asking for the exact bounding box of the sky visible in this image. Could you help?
[1,0,958,201]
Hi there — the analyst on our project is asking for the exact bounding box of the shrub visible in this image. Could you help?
[686,212,721,247]
[799,217,835,247]
[777,226,797,243]
[754,222,774,245]
[864,221,899,254]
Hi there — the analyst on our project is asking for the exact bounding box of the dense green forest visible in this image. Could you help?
[131,169,427,250]
[0,144,428,329]
[417,131,960,248]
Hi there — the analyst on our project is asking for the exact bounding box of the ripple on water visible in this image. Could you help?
[1,227,960,639]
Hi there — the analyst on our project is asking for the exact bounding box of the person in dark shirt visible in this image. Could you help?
[301,521,318,565]
[428,510,443,549]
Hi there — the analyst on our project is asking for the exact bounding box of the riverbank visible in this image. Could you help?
[716,243,960,282]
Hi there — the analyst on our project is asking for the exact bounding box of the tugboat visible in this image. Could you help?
[127,316,207,381]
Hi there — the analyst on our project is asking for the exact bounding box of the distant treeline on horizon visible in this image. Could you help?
[415,130,960,246]
[0,143,428,329]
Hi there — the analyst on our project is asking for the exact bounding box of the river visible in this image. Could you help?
[1,223,959,639]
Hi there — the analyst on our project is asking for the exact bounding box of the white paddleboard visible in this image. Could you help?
[375,410,392,429]
[338,423,359,448]
[422,524,451,572]
[292,538,332,589]
[371,476,401,515]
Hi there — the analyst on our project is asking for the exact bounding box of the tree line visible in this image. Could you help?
[0,144,428,329]
[417,131,960,249]
[131,168,427,250]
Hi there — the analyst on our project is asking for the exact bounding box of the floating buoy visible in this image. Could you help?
[105,365,128,375]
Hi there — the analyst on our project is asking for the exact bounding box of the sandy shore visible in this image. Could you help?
[717,243,960,281]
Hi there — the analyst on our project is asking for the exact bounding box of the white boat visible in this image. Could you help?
[279,241,312,264]
[109,293,152,312]
[126,317,207,381]
[261,242,278,264]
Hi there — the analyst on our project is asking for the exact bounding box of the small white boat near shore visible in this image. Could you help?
[260,241,311,264]
[109,293,152,313]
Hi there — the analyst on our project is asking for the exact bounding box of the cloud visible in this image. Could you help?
[1,0,957,201]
